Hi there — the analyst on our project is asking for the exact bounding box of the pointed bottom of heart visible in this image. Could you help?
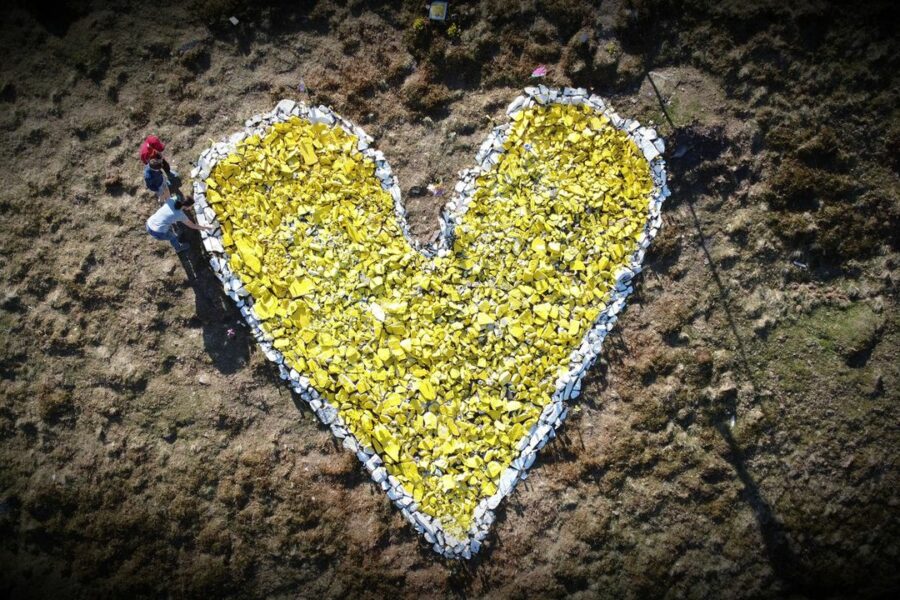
[192,87,669,558]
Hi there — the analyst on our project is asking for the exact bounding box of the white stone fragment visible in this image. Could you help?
[308,107,335,125]
[319,404,337,424]
[640,138,661,161]
[506,95,527,114]
[202,236,224,254]
[498,469,518,495]
[653,137,665,153]
[274,99,296,116]
[365,454,381,471]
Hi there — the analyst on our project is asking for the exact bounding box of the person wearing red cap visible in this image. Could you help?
[140,135,179,202]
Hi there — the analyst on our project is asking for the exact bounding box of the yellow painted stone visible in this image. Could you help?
[207,103,653,537]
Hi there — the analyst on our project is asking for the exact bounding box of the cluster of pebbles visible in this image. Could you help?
[190,87,669,559]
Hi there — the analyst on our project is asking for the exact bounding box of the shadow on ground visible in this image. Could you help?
[175,232,251,374]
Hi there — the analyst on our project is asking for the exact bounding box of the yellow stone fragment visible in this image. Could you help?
[420,379,437,401]
[289,277,315,297]
[534,303,551,320]
[299,140,318,165]
[476,312,494,326]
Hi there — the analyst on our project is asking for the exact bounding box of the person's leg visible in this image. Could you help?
[148,225,188,252]
[166,227,191,252]
[164,227,189,253]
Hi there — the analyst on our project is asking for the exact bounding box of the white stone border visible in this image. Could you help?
[191,86,669,559]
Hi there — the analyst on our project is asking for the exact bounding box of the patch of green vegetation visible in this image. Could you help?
[640,89,704,138]
[665,93,703,128]
[759,302,884,396]
[803,303,884,362]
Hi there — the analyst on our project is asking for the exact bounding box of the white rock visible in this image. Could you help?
[415,513,434,535]
[506,95,527,114]
[342,436,359,453]
[653,137,665,153]
[641,139,661,161]
[640,127,657,141]
[275,99,296,116]
[202,236,224,254]
[319,404,337,424]
[308,107,334,125]
[365,454,381,471]
[498,468,518,495]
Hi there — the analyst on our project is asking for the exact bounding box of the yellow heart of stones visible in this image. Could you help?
[192,87,668,558]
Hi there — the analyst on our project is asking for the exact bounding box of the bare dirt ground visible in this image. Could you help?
[0,1,898,598]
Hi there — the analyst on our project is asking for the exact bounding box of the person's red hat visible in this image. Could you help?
[140,135,166,164]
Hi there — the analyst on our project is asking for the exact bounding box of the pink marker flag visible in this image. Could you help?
[531,65,548,77]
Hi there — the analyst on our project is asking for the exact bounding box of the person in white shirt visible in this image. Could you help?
[145,195,211,253]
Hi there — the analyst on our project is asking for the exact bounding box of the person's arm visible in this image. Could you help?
[179,213,213,231]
